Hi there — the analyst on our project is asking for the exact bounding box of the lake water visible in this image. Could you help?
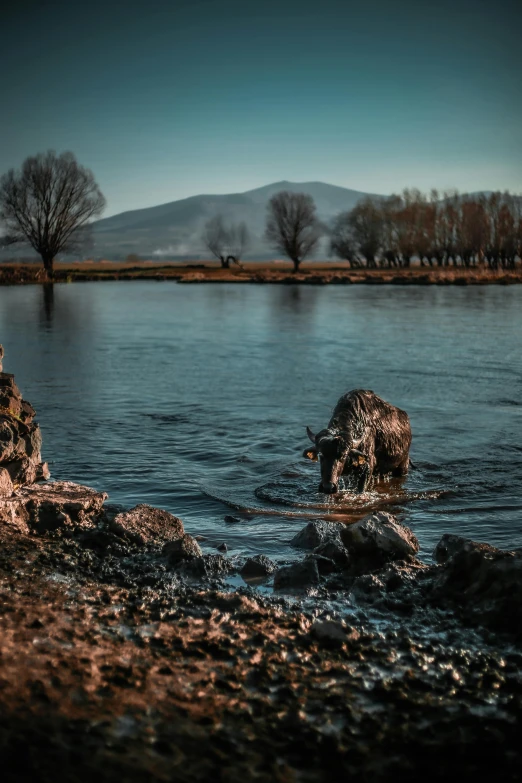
[1,282,521,562]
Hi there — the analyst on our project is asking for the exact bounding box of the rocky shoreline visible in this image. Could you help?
[1,348,521,781]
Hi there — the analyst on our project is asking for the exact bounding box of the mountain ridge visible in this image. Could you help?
[91,180,381,258]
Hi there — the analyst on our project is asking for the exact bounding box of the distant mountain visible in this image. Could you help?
[90,181,382,260]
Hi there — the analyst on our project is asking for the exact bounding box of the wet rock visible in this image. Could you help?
[290,519,342,550]
[77,527,129,557]
[109,504,184,546]
[217,542,228,552]
[434,533,498,564]
[240,554,277,579]
[177,554,232,581]
[379,558,429,592]
[311,618,351,644]
[164,534,202,564]
[21,481,108,534]
[306,553,337,575]
[273,559,320,591]
[341,511,419,563]
[314,539,350,568]
[431,535,522,636]
[224,515,240,524]
[350,573,386,598]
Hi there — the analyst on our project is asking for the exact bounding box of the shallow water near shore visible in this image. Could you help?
[1,282,521,562]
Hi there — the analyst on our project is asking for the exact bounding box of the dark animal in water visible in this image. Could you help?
[303,389,412,493]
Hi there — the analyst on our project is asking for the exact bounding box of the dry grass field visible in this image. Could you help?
[1,260,521,285]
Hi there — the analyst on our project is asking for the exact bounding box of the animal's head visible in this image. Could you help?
[303,426,366,494]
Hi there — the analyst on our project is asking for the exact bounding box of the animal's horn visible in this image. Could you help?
[306,426,316,443]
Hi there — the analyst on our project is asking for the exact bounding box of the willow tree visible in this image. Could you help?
[202,215,250,268]
[330,211,360,267]
[265,191,321,272]
[0,150,106,277]
[347,198,383,268]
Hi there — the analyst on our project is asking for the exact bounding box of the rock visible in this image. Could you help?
[340,512,419,563]
[314,540,350,568]
[2,481,108,534]
[20,400,36,424]
[177,554,232,581]
[379,559,428,592]
[434,533,498,564]
[3,456,44,486]
[0,467,13,498]
[431,536,522,636]
[311,618,349,643]
[240,554,277,579]
[109,504,184,546]
[273,559,320,591]
[217,542,228,552]
[38,462,51,480]
[350,573,386,597]
[0,374,23,416]
[0,368,48,487]
[290,520,342,550]
[0,344,3,373]
[306,553,337,575]
[77,527,129,557]
[164,534,202,564]
[224,515,240,524]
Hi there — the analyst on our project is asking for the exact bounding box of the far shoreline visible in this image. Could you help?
[1,260,522,286]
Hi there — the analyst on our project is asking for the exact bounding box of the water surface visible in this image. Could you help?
[1,282,521,561]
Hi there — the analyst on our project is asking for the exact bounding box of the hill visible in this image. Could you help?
[90,181,381,260]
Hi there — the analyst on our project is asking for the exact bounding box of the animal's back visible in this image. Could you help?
[331,389,411,472]
[330,389,405,429]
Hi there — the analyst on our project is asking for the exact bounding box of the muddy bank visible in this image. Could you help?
[1,351,522,781]
[1,262,522,286]
[1,493,522,783]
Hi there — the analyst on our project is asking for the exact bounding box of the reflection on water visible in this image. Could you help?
[41,283,54,324]
[1,281,521,561]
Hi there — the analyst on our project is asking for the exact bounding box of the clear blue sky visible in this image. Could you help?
[2,0,521,216]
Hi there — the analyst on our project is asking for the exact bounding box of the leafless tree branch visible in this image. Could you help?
[0,150,105,276]
[265,191,321,272]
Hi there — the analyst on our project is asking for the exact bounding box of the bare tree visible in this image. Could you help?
[202,215,228,267]
[226,221,250,267]
[0,233,18,249]
[0,150,105,277]
[202,215,249,268]
[380,196,401,267]
[347,198,383,267]
[457,197,488,266]
[265,191,321,272]
[328,188,521,272]
[330,212,361,267]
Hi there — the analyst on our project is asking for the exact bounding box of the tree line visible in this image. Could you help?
[204,188,522,273]
[330,189,522,271]
[1,150,520,275]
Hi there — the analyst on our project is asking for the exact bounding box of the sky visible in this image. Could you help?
[2,0,521,217]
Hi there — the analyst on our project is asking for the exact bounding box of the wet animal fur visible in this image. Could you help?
[305,389,412,492]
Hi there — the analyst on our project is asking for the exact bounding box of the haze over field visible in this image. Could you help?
[90,181,381,259]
